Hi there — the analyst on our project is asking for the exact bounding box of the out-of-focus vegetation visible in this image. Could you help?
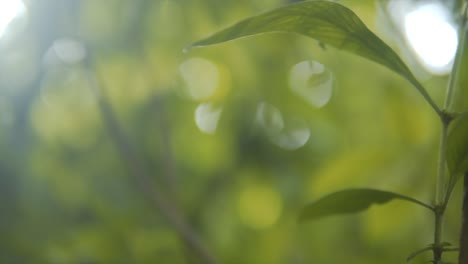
[0,0,463,263]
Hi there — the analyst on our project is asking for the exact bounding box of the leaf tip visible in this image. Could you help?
[182,45,193,54]
[183,38,213,53]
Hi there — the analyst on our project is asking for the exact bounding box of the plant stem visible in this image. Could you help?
[444,3,468,110]
[434,209,444,263]
[432,6,468,263]
[411,81,444,118]
[455,4,468,264]
[436,122,449,205]
[433,125,447,264]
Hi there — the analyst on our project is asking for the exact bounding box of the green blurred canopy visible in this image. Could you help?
[0,0,463,263]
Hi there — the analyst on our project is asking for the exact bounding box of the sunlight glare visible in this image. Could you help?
[179,57,220,100]
[403,3,458,74]
[289,60,333,108]
[0,0,25,38]
[194,103,223,134]
[256,102,310,150]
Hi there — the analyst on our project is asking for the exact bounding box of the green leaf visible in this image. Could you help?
[190,1,407,74]
[447,112,468,180]
[299,188,433,222]
[188,0,441,115]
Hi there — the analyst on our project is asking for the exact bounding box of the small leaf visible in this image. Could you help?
[299,188,433,222]
[447,112,468,181]
[189,1,420,89]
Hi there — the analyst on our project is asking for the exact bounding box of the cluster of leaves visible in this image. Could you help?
[189,0,468,262]
[2,0,466,263]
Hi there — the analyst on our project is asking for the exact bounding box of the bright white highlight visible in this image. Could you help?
[256,102,310,150]
[195,103,222,134]
[179,58,219,100]
[0,0,25,37]
[404,3,458,74]
[52,38,87,64]
[289,61,333,108]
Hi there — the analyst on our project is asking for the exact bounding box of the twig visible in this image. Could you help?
[83,56,218,264]
[151,95,178,195]
[459,173,468,264]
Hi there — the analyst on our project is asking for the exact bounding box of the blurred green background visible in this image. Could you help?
[0,0,464,263]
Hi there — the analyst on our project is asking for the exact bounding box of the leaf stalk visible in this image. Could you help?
[444,3,468,110]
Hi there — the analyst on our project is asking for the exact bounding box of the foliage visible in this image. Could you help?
[299,188,433,221]
[1,0,467,263]
[448,109,468,179]
[190,0,468,263]
[189,0,440,115]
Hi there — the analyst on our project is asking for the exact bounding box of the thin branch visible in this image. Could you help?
[435,121,449,205]
[409,81,443,118]
[407,246,433,263]
[151,95,178,195]
[459,173,468,264]
[83,57,218,264]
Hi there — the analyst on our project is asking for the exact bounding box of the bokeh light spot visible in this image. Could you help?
[194,103,223,134]
[0,0,25,38]
[256,102,284,134]
[289,61,333,108]
[272,121,310,150]
[237,184,282,229]
[256,102,310,150]
[51,38,86,64]
[403,3,458,74]
[179,57,220,100]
